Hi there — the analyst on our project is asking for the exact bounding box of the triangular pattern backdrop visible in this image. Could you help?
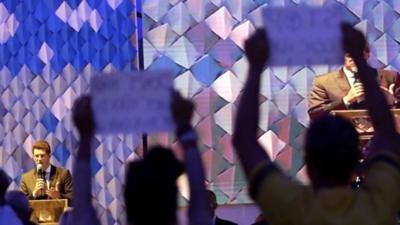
[1,0,400,225]
[143,0,400,205]
[0,0,140,225]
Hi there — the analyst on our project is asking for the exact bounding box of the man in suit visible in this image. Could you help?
[19,140,72,204]
[308,46,400,120]
[207,190,238,225]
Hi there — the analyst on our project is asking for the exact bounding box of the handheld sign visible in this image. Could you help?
[90,71,174,134]
[262,6,343,66]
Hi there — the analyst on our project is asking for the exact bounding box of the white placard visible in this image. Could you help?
[262,6,343,66]
[90,71,174,134]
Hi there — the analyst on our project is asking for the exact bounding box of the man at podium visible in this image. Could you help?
[19,140,72,204]
[308,46,400,120]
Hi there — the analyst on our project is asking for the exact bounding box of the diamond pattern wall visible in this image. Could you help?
[1,0,400,224]
[0,1,139,225]
[143,0,400,205]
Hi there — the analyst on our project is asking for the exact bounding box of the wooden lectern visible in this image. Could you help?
[330,109,400,151]
[29,199,68,225]
[330,109,400,188]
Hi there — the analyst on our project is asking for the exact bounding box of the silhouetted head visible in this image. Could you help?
[5,191,31,222]
[305,115,360,189]
[206,190,218,215]
[124,146,183,225]
[0,169,10,204]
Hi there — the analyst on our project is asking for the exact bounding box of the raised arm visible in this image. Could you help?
[71,96,101,225]
[342,23,400,154]
[171,91,211,225]
[232,30,271,179]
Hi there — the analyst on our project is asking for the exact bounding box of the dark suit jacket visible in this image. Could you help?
[19,165,72,204]
[215,216,238,225]
[308,68,400,120]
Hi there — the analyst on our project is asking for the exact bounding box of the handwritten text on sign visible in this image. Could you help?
[91,71,174,134]
[262,6,343,66]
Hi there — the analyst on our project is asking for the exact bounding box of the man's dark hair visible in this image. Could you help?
[124,146,183,225]
[305,115,360,185]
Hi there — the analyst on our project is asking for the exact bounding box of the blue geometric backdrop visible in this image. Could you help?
[0,1,140,224]
[1,0,400,225]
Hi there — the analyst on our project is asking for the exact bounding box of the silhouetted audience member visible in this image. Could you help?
[232,24,400,225]
[71,96,101,225]
[5,191,35,225]
[58,209,72,225]
[124,91,211,225]
[0,169,23,225]
[206,190,238,225]
[251,214,268,225]
[72,91,211,225]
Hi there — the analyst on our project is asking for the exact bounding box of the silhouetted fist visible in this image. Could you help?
[341,23,366,61]
[72,95,95,137]
[244,29,270,69]
[171,91,194,126]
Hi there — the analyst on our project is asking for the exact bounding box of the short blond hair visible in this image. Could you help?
[32,140,51,155]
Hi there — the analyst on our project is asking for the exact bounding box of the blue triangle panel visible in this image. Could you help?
[72,54,88,71]
[27,56,44,75]
[48,32,65,52]
[79,23,94,41]
[191,55,224,87]
[50,54,67,74]
[27,36,41,54]
[2,0,17,13]
[120,19,135,38]
[65,0,80,8]
[46,14,64,33]
[33,0,51,23]
[96,0,113,19]
[90,155,102,176]
[0,45,11,66]
[53,143,71,165]
[6,57,22,76]
[92,51,107,71]
[16,25,31,45]
[41,111,59,133]
[17,47,33,66]
[15,3,29,21]
[99,21,115,39]
[90,34,107,51]
[147,56,184,78]
[24,15,41,35]
[116,0,134,16]
[37,24,51,42]
[80,41,96,62]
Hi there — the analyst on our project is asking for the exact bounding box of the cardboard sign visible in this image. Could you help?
[90,71,174,134]
[262,6,343,66]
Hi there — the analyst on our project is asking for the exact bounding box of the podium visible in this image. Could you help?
[330,109,400,188]
[29,199,68,225]
[330,109,400,153]
[330,109,400,141]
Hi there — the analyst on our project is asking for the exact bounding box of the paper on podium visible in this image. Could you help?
[262,5,344,66]
[90,71,175,134]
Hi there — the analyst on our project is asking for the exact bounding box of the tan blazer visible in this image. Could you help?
[19,165,72,204]
[308,68,400,120]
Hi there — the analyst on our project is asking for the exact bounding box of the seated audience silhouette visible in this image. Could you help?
[0,169,23,225]
[206,190,238,225]
[5,191,35,225]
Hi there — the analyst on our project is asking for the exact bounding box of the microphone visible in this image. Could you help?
[37,164,44,178]
[36,164,46,198]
